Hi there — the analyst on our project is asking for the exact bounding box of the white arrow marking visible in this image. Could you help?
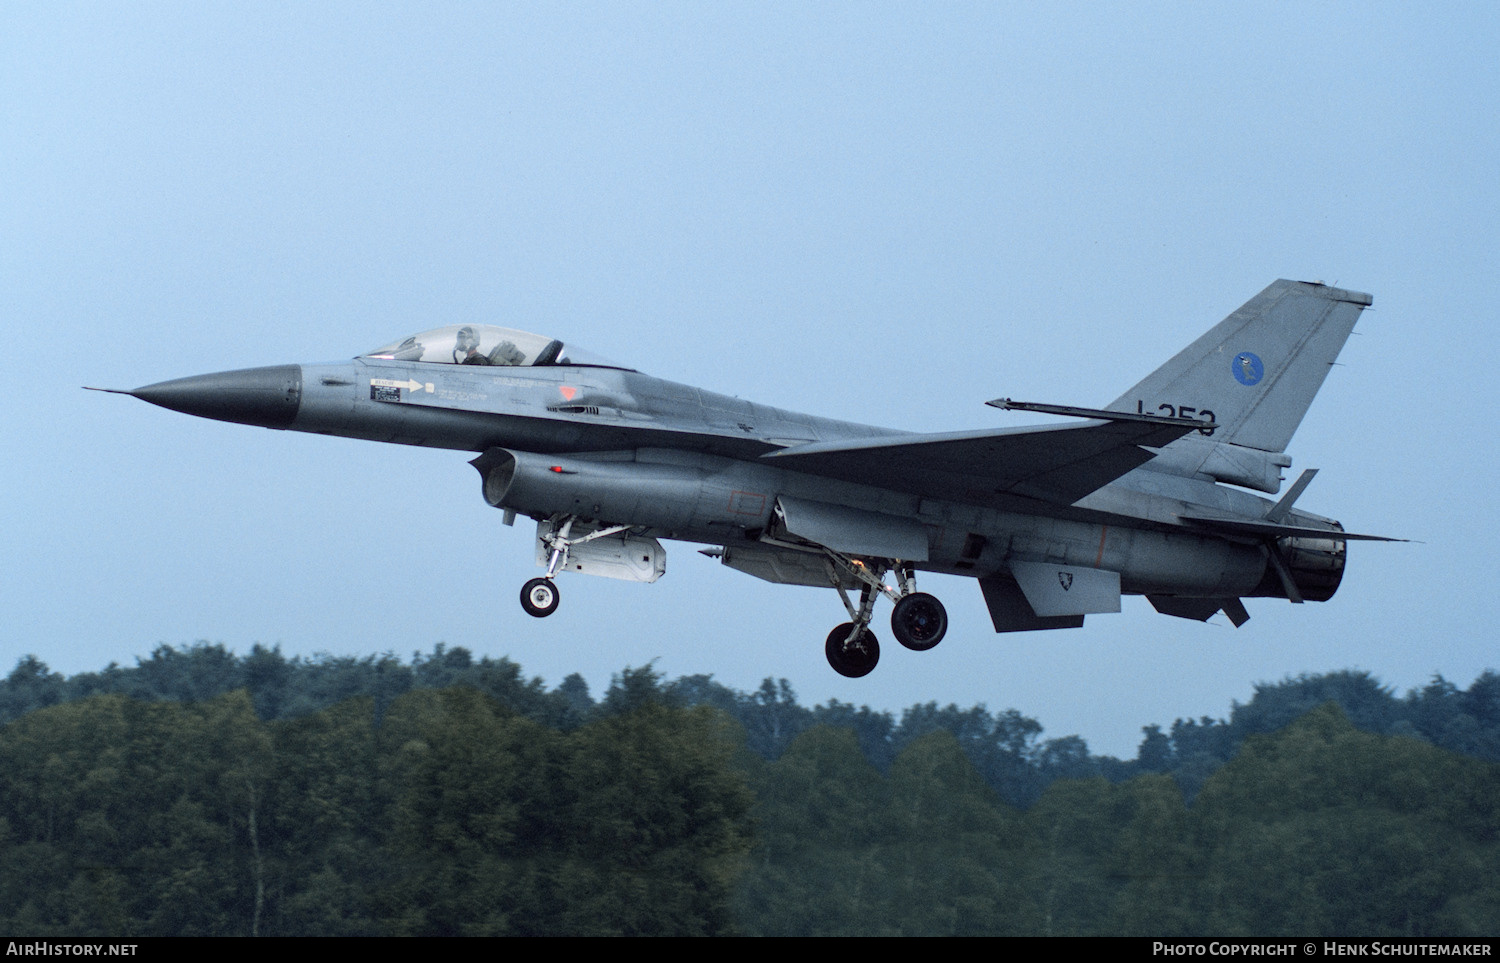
[370,378,433,393]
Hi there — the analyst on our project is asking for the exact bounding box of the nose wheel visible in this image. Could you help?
[517,514,650,618]
[520,577,560,618]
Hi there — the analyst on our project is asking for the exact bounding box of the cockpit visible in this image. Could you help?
[361,324,624,369]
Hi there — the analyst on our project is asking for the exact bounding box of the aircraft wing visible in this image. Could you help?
[760,417,1201,508]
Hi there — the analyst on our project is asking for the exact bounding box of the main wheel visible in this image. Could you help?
[825,623,880,678]
[891,592,947,651]
[520,578,560,617]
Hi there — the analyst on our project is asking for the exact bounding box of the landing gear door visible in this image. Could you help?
[534,519,666,583]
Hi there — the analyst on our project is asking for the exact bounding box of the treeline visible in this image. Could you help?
[5,649,1500,935]
[737,706,1500,935]
[6,644,1500,807]
[2,666,1498,935]
[0,675,750,935]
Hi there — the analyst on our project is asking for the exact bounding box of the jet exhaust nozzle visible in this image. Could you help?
[1254,531,1348,603]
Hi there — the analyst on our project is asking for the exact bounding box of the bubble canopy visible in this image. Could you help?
[361,324,625,369]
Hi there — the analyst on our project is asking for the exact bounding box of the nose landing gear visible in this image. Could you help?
[516,516,575,619]
[515,514,636,618]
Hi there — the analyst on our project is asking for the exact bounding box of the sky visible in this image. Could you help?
[4,2,1497,757]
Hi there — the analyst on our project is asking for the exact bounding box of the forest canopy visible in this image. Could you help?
[2,645,1497,936]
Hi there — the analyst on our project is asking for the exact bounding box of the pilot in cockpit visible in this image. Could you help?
[454,326,490,365]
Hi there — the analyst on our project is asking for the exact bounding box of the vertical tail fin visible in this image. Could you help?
[1108,280,1372,454]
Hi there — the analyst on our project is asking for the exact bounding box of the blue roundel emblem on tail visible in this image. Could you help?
[1232,351,1264,386]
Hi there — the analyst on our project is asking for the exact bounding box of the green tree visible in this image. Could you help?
[265,697,383,935]
[551,699,752,935]
[736,726,891,936]
[1191,704,1500,936]
[376,686,553,935]
[1023,777,1120,935]
[1108,774,1196,935]
[880,730,1033,935]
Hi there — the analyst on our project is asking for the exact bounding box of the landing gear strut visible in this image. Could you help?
[515,514,637,618]
[516,516,575,619]
[820,556,947,676]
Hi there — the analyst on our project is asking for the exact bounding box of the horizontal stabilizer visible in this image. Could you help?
[1177,514,1403,542]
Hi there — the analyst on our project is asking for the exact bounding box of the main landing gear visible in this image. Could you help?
[891,592,947,651]
[822,557,948,678]
[826,622,879,678]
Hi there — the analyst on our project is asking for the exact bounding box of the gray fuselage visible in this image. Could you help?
[266,357,1308,602]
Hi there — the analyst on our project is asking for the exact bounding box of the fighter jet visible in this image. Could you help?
[99,279,1395,677]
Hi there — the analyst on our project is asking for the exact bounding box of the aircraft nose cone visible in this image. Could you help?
[131,364,302,429]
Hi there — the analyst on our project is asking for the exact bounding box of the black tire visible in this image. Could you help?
[891,592,947,651]
[520,578,560,617]
[825,623,880,678]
